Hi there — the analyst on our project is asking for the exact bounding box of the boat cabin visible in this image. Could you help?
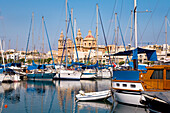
[140,65,170,91]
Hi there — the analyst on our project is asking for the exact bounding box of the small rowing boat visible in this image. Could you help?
[75,90,111,101]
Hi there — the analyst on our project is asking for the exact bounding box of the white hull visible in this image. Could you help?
[54,70,81,80]
[97,69,112,79]
[112,81,145,106]
[114,91,144,106]
[0,74,5,82]
[2,74,21,82]
[12,74,21,82]
[81,69,96,79]
[76,90,111,101]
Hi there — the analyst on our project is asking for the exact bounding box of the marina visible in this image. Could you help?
[0,80,149,113]
[0,0,169,112]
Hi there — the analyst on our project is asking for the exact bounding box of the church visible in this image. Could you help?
[58,29,106,64]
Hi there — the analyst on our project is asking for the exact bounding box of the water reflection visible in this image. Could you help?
[0,80,148,113]
[113,102,149,113]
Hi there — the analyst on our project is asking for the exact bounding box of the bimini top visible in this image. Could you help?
[106,47,157,61]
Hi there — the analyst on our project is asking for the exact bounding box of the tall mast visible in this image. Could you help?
[71,8,74,61]
[134,0,138,70]
[16,35,18,51]
[42,16,44,54]
[74,18,76,38]
[134,0,137,48]
[74,18,76,62]
[0,40,5,69]
[65,0,68,69]
[96,4,98,62]
[165,16,167,58]
[130,10,133,47]
[114,13,117,62]
[32,12,34,52]
[8,39,10,49]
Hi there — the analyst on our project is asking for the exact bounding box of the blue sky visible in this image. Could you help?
[0,0,169,51]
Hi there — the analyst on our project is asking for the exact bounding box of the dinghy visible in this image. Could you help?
[76,90,111,101]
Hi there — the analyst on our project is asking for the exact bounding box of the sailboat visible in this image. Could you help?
[25,14,56,81]
[95,4,113,79]
[56,0,82,80]
[108,0,170,106]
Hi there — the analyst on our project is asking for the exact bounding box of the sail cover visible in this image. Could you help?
[107,47,158,61]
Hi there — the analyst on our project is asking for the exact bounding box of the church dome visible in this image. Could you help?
[84,30,95,41]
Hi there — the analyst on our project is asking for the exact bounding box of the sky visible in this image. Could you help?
[0,0,169,52]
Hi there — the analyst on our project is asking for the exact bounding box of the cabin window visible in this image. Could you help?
[166,70,170,80]
[116,83,120,86]
[122,84,127,87]
[130,84,136,88]
[150,69,163,79]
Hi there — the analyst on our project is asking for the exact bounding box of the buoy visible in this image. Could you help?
[4,104,8,108]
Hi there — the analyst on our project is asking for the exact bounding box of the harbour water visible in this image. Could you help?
[0,79,148,113]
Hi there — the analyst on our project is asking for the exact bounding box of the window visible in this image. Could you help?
[89,43,91,46]
[130,84,136,88]
[84,43,86,46]
[150,70,163,79]
[166,70,170,80]
[116,83,120,86]
[123,84,127,87]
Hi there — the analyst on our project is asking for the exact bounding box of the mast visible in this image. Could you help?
[165,16,167,58]
[74,18,76,62]
[65,0,68,69]
[32,12,34,53]
[16,35,18,51]
[0,40,5,69]
[74,18,76,39]
[134,0,137,48]
[8,39,10,49]
[114,13,117,63]
[42,16,44,63]
[71,8,74,61]
[134,0,138,70]
[42,16,44,54]
[130,10,133,47]
[96,4,98,62]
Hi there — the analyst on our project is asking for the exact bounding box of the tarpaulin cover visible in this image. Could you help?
[107,47,158,61]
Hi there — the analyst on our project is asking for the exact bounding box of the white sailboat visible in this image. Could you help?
[56,0,82,80]
[81,68,97,79]
[95,4,112,79]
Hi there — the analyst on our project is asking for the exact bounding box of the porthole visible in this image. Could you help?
[130,84,136,88]
[122,84,127,87]
[116,83,120,86]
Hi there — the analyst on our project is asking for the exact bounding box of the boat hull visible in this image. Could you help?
[81,69,96,80]
[81,73,96,80]
[112,81,145,106]
[27,73,56,80]
[114,90,144,106]
[76,90,111,101]
[54,70,81,80]
[0,74,5,82]
[97,69,112,79]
